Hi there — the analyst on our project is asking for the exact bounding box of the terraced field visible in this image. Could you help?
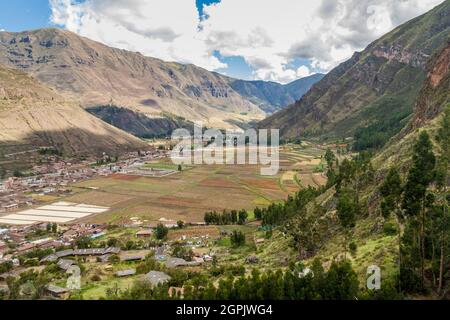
[61,143,329,225]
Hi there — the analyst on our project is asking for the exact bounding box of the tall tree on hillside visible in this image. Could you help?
[325,148,336,169]
[155,223,169,240]
[337,188,358,259]
[402,131,436,288]
[380,168,404,291]
[435,106,450,295]
[325,148,337,187]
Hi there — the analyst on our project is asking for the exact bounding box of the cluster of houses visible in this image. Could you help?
[0,216,221,299]
[0,223,107,262]
[0,149,167,214]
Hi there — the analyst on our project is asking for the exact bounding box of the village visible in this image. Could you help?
[0,147,169,214]
[0,215,226,300]
[0,140,331,300]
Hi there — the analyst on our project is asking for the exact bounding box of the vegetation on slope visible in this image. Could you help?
[0,64,147,157]
[259,1,450,145]
[87,105,195,138]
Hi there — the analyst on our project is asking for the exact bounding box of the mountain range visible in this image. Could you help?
[0,29,321,139]
[259,0,450,148]
[0,64,147,157]
[0,1,449,161]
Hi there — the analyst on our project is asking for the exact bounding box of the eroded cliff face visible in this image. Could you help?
[407,42,450,132]
[429,45,450,88]
[0,64,147,156]
[372,45,431,70]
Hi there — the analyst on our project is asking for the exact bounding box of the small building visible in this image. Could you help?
[103,247,121,255]
[3,203,18,212]
[116,269,136,277]
[55,249,74,258]
[46,285,70,300]
[31,238,54,248]
[165,257,189,268]
[121,255,144,262]
[7,232,26,243]
[73,248,105,256]
[16,243,37,253]
[41,254,59,263]
[165,257,201,268]
[57,259,75,271]
[143,271,171,287]
[136,229,153,238]
[0,240,7,252]
[256,238,265,244]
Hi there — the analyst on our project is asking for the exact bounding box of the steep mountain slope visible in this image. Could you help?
[0,64,147,156]
[259,0,450,141]
[0,28,267,131]
[375,39,450,169]
[86,106,194,139]
[293,41,450,286]
[230,74,324,114]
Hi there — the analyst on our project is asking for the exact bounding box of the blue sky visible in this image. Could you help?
[0,0,52,32]
[0,0,443,83]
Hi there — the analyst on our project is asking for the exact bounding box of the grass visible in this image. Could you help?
[81,276,137,300]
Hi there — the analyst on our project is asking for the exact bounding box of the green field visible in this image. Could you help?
[60,144,329,225]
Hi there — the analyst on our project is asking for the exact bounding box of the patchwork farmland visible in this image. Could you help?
[0,144,329,226]
[0,202,110,225]
[59,144,329,225]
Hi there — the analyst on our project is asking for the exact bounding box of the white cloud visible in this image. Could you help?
[49,0,226,70]
[50,0,445,83]
[296,66,312,78]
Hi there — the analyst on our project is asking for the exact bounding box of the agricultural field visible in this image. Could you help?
[60,143,330,225]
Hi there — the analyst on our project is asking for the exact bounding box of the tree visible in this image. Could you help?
[76,236,93,249]
[435,106,450,295]
[238,210,248,225]
[13,170,23,178]
[402,131,436,288]
[172,246,194,261]
[336,189,358,259]
[230,231,246,247]
[107,237,118,247]
[254,207,262,220]
[231,210,238,224]
[51,223,58,234]
[177,220,185,229]
[323,261,359,300]
[379,168,403,291]
[324,148,337,187]
[155,223,169,240]
[325,148,336,167]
